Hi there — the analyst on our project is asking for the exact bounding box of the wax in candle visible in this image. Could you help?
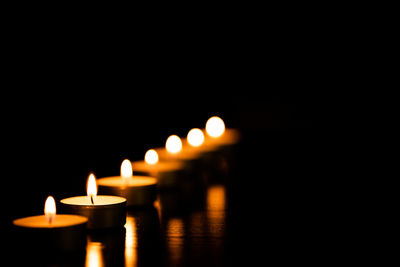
[13,214,87,228]
[204,128,240,147]
[61,195,127,206]
[98,176,157,187]
[133,160,183,173]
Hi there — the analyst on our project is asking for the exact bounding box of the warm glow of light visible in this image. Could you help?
[187,128,205,147]
[87,173,97,202]
[125,216,137,266]
[86,241,104,267]
[207,185,226,238]
[44,196,56,223]
[167,218,184,264]
[121,159,133,178]
[206,116,225,138]
[166,135,182,154]
[207,185,226,211]
[145,149,159,165]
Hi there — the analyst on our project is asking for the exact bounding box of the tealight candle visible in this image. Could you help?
[204,116,240,149]
[60,173,127,229]
[97,159,158,206]
[13,196,88,252]
[132,149,184,188]
[156,135,201,167]
[182,128,215,156]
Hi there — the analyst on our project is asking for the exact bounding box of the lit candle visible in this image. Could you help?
[156,135,201,166]
[60,173,127,229]
[97,159,158,206]
[182,128,215,155]
[204,116,240,149]
[13,196,88,252]
[132,149,184,188]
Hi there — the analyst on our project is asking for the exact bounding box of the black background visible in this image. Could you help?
[1,5,334,266]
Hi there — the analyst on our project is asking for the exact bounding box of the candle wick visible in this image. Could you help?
[90,195,94,205]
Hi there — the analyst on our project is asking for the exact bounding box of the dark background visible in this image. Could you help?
[1,6,335,266]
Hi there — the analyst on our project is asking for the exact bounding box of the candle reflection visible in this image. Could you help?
[124,208,161,266]
[154,199,162,224]
[86,241,104,267]
[207,185,226,238]
[167,218,184,264]
[125,216,138,266]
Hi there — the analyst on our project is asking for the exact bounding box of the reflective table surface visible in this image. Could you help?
[8,155,236,267]
[6,127,325,266]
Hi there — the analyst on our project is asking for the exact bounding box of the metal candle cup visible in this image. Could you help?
[13,214,88,252]
[98,176,157,207]
[60,173,126,229]
[132,160,184,189]
[60,195,127,229]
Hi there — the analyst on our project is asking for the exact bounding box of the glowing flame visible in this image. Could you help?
[166,135,182,154]
[87,173,97,203]
[44,196,56,223]
[206,116,225,138]
[187,128,204,147]
[121,159,133,178]
[145,149,159,165]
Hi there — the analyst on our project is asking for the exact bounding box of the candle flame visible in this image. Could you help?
[166,135,182,154]
[145,149,159,165]
[121,159,133,178]
[187,128,205,147]
[206,116,225,138]
[44,196,56,223]
[87,173,97,203]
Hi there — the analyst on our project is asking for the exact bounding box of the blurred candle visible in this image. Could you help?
[98,159,157,206]
[156,135,201,165]
[183,128,215,156]
[60,173,127,229]
[187,128,205,147]
[166,135,182,154]
[132,149,184,188]
[145,149,159,165]
[206,116,225,138]
[204,116,240,149]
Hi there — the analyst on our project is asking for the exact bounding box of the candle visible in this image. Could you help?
[156,135,201,168]
[13,196,88,252]
[204,116,240,149]
[60,173,127,229]
[202,116,241,177]
[132,149,184,188]
[97,159,158,206]
[183,128,215,156]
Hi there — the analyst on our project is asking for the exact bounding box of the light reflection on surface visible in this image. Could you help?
[86,241,104,267]
[167,218,184,264]
[125,216,137,267]
[154,199,162,225]
[83,185,227,267]
[207,185,226,237]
